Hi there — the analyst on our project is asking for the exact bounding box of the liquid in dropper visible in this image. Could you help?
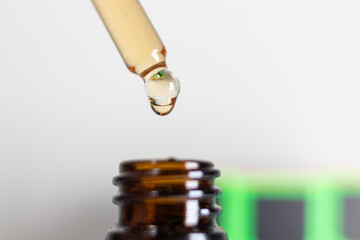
[145,69,180,116]
[92,0,181,116]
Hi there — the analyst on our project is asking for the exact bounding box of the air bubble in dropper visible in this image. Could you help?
[145,69,180,116]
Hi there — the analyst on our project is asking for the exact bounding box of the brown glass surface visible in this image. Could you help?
[106,159,228,240]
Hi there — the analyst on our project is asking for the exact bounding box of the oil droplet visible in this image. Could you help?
[145,69,180,116]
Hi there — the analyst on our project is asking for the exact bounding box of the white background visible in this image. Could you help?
[0,0,359,239]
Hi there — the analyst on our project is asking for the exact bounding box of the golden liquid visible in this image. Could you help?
[92,0,166,75]
[93,0,180,116]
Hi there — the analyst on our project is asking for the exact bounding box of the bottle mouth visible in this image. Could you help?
[113,158,221,203]
[120,158,214,172]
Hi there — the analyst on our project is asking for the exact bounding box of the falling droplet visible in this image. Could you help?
[145,69,180,116]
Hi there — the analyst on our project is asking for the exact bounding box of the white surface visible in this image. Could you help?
[0,0,360,239]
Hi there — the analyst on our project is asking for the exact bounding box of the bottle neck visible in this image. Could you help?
[112,159,223,233]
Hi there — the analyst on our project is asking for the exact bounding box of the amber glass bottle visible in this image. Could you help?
[106,159,228,240]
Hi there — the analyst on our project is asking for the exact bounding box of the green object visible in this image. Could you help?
[217,171,360,240]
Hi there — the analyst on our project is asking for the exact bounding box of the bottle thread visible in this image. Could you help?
[107,159,228,240]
